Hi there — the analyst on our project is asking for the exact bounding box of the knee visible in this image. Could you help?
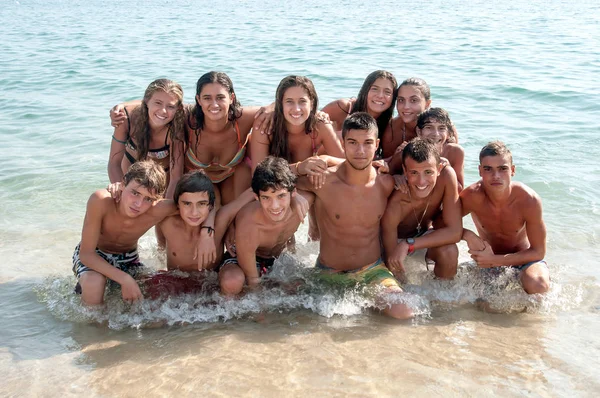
[78,271,107,305]
[219,267,246,296]
[522,274,550,294]
[431,244,458,279]
[384,303,414,320]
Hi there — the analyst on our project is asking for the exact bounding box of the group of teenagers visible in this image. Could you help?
[72,70,551,319]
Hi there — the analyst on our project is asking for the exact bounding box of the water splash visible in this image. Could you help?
[35,248,585,329]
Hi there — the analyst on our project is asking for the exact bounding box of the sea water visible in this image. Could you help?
[1,0,599,396]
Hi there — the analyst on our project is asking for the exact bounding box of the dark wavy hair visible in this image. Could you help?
[416,107,458,143]
[251,156,297,195]
[350,70,398,139]
[192,71,242,131]
[173,170,215,208]
[268,75,319,161]
[130,79,185,162]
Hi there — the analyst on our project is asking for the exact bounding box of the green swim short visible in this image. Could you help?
[315,257,400,290]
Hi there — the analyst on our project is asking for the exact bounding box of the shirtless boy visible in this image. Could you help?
[296,112,413,320]
[461,141,550,294]
[155,170,259,291]
[216,156,310,295]
[73,161,177,305]
[382,138,462,280]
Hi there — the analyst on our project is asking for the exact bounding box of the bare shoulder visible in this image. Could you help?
[148,199,177,219]
[315,118,335,135]
[235,201,260,228]
[85,190,114,220]
[512,182,542,207]
[88,189,112,206]
[376,172,395,195]
[460,181,485,205]
[251,128,271,145]
[322,98,352,118]
[387,186,409,206]
[439,163,458,186]
[158,214,180,230]
[446,143,464,155]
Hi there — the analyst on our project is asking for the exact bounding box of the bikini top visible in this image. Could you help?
[185,121,248,183]
[124,108,170,160]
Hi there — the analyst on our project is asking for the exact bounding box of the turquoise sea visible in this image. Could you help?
[1,0,599,396]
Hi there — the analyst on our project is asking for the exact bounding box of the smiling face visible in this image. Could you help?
[403,155,440,199]
[177,191,211,227]
[282,85,312,128]
[119,182,160,218]
[257,187,292,223]
[196,83,233,122]
[418,119,449,152]
[396,85,431,124]
[366,77,394,116]
[343,128,379,170]
[146,90,179,129]
[479,154,515,191]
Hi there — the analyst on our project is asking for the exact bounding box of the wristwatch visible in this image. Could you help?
[406,238,415,255]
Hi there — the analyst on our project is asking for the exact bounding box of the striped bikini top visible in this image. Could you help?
[124,108,170,160]
[185,121,248,183]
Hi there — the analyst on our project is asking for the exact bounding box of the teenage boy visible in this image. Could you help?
[218,156,312,295]
[461,141,550,294]
[382,138,462,280]
[73,161,179,305]
[296,112,413,320]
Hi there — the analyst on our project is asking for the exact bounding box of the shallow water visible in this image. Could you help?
[1,0,599,396]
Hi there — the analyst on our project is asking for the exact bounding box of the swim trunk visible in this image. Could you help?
[315,257,400,290]
[513,260,547,272]
[72,243,143,279]
[218,252,276,277]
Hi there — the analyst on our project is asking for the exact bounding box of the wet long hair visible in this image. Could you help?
[130,78,185,161]
[269,75,319,161]
[350,70,398,139]
[192,71,242,131]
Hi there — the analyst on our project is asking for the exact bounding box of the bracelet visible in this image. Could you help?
[112,135,127,144]
[406,238,415,255]
[295,162,308,176]
[200,226,215,235]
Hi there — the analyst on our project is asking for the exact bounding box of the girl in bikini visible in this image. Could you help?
[321,70,397,158]
[110,72,272,203]
[108,78,185,196]
[252,75,345,241]
[182,71,270,206]
[380,77,432,159]
[250,75,344,172]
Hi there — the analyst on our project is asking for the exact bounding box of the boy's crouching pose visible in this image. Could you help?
[73,161,177,305]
